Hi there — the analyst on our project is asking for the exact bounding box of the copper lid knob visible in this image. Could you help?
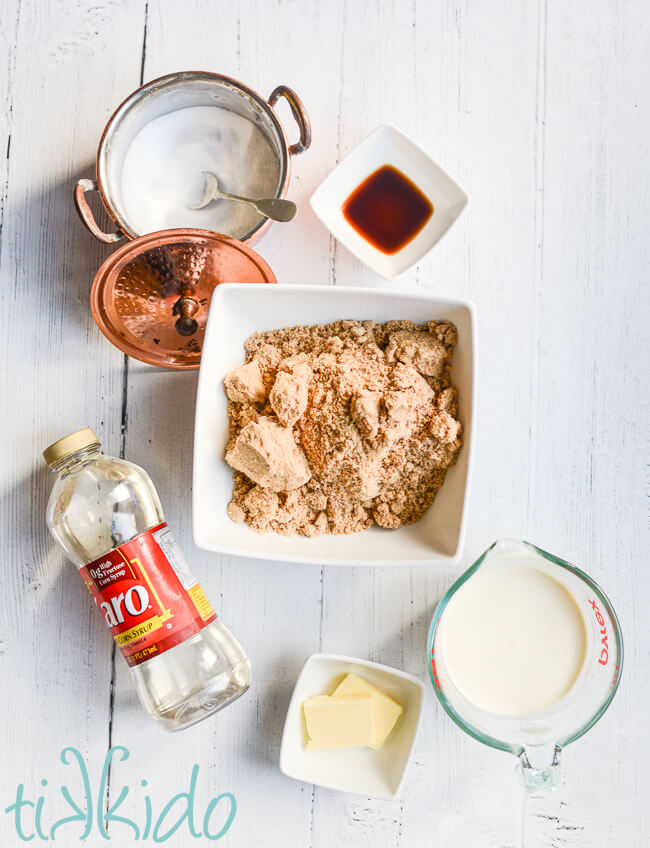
[173,296,200,336]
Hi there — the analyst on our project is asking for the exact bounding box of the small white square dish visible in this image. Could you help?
[310,125,468,279]
[192,283,476,565]
[279,653,425,799]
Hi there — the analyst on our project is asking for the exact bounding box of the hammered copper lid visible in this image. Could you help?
[90,229,277,369]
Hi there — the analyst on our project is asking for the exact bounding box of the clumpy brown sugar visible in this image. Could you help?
[223,319,462,536]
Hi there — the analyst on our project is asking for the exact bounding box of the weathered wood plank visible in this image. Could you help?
[522,1,650,844]
[0,0,146,842]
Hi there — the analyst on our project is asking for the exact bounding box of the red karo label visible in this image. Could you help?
[79,523,216,667]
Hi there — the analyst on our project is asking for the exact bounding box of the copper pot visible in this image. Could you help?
[74,71,311,245]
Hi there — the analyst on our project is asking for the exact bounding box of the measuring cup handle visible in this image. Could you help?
[268,85,312,156]
[74,179,124,244]
[518,745,562,793]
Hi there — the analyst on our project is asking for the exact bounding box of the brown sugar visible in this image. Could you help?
[223,319,462,536]
[225,417,311,492]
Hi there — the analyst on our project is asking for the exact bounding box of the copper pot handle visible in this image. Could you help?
[268,85,312,156]
[74,179,123,244]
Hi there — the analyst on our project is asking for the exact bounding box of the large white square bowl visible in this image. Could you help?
[310,125,468,280]
[192,283,476,565]
[279,653,426,799]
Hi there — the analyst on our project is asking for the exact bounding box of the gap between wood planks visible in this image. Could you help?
[526,0,548,528]
[104,0,149,828]
[0,0,21,263]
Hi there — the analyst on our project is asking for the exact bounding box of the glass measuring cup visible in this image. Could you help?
[428,538,623,791]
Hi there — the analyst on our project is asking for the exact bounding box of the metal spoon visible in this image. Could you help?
[187,171,297,222]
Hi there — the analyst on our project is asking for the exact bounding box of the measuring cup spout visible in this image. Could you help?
[518,744,562,793]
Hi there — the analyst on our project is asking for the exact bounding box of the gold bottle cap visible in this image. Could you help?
[43,427,100,467]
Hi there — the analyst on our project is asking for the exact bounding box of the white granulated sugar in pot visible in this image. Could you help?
[120,105,281,239]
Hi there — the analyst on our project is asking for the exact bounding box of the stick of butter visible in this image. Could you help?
[332,673,403,749]
[303,693,376,750]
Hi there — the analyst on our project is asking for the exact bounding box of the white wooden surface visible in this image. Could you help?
[1,1,648,845]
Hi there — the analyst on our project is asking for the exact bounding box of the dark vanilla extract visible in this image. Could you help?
[342,165,433,254]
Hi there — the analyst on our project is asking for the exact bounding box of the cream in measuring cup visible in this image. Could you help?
[437,556,587,715]
[428,538,623,791]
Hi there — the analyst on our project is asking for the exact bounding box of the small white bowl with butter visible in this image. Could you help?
[279,654,425,799]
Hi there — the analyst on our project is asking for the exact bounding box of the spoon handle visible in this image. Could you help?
[251,196,297,223]
[217,189,296,223]
[189,171,298,223]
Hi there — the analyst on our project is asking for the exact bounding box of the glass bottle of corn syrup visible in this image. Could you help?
[44,428,251,731]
